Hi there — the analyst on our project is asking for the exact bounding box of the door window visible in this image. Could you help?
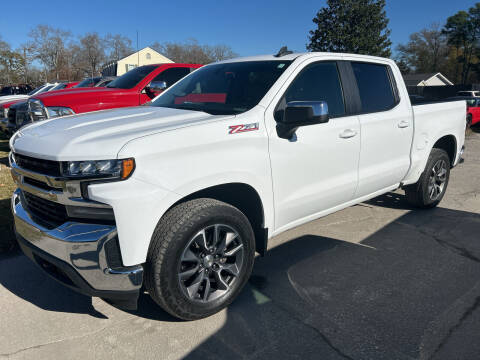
[152,67,191,88]
[282,61,346,117]
[352,62,396,113]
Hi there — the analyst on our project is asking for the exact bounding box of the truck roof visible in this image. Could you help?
[216,52,395,65]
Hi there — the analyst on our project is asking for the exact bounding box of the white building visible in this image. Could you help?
[102,47,173,76]
[403,73,453,87]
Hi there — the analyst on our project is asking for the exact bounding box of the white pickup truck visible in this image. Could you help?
[9,51,466,320]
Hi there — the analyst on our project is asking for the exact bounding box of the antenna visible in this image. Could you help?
[137,30,139,66]
[274,46,293,57]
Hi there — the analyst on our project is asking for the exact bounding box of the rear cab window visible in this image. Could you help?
[351,62,397,113]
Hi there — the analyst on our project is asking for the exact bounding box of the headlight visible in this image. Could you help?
[46,106,75,118]
[28,99,47,121]
[61,158,135,180]
[2,107,8,118]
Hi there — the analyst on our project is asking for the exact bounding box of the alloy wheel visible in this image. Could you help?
[428,159,448,201]
[178,224,245,303]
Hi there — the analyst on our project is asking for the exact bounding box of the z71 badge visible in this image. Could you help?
[228,122,259,134]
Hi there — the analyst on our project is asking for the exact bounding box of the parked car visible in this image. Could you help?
[94,76,117,87]
[23,64,201,121]
[0,83,64,133]
[0,83,58,104]
[73,76,116,88]
[10,51,466,320]
[0,83,64,135]
[50,81,80,91]
[457,90,480,97]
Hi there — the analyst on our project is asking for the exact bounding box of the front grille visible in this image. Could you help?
[23,191,68,227]
[15,105,30,127]
[7,107,16,126]
[14,153,61,176]
[24,176,62,192]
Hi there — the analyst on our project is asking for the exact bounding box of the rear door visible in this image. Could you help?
[347,60,414,198]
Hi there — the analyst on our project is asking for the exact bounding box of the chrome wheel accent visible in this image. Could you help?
[178,224,244,303]
[427,159,448,201]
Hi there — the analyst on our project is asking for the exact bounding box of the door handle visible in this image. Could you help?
[398,120,410,128]
[339,129,357,139]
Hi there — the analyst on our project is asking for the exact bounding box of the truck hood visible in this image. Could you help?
[0,95,29,103]
[33,87,127,107]
[11,106,234,161]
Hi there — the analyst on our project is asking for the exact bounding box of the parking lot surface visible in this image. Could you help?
[1,130,479,360]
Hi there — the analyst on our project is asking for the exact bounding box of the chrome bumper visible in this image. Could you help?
[12,189,143,299]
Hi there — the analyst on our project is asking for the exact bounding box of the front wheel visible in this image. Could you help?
[145,198,255,320]
[405,148,450,208]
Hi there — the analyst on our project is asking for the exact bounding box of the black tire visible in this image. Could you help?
[145,198,255,320]
[405,148,450,208]
[467,114,472,129]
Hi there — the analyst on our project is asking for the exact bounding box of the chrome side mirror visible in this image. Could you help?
[146,81,167,92]
[277,101,330,139]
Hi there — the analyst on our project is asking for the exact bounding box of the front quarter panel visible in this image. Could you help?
[90,106,273,266]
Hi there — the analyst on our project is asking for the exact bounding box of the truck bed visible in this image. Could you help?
[402,100,466,185]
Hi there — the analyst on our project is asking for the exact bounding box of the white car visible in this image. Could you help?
[10,51,466,320]
[0,83,58,104]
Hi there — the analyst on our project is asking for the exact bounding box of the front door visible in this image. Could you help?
[266,61,361,232]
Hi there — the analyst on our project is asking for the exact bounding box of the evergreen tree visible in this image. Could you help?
[307,0,392,57]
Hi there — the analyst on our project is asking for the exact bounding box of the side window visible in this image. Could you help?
[283,62,346,117]
[352,62,396,113]
[153,68,191,88]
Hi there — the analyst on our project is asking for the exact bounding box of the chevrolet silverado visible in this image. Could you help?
[10,51,466,320]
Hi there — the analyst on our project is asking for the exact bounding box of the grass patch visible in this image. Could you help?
[0,133,16,252]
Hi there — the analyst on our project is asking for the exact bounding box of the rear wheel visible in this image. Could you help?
[405,148,450,208]
[145,198,255,320]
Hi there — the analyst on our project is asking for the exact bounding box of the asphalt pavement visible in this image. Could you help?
[1,130,479,360]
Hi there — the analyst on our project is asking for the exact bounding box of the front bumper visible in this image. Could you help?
[12,189,143,309]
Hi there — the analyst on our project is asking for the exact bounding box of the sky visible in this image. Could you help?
[0,0,477,57]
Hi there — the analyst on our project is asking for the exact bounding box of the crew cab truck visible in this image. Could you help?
[10,52,466,320]
[24,63,201,121]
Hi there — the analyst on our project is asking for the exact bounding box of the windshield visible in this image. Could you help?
[28,86,44,96]
[107,65,157,89]
[152,61,292,115]
[51,83,67,91]
[38,85,54,94]
[75,77,100,88]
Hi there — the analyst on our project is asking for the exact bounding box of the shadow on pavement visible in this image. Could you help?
[0,252,108,318]
[0,199,17,253]
[470,123,480,134]
[2,192,480,358]
[186,193,480,359]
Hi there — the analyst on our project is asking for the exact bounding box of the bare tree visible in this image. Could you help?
[0,36,25,84]
[105,33,133,61]
[28,25,71,81]
[78,32,106,77]
[151,39,237,64]
[396,23,449,74]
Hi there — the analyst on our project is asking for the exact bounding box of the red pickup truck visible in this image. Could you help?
[27,63,201,120]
